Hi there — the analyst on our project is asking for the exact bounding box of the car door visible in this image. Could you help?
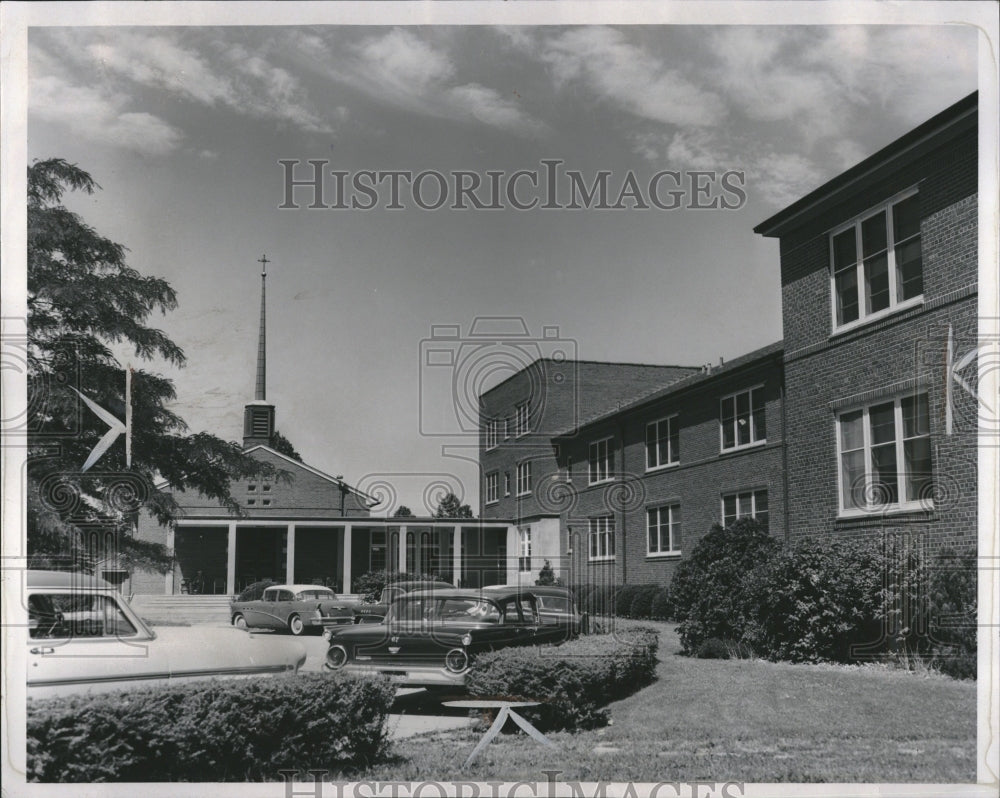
[27,591,160,695]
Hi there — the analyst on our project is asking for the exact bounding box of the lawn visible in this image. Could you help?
[364,622,976,783]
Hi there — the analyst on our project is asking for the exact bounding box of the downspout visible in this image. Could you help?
[618,419,628,585]
[779,357,791,545]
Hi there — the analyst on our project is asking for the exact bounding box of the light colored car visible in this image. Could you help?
[230,583,354,635]
[27,570,307,699]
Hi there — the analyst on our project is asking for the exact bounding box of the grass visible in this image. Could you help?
[362,622,976,783]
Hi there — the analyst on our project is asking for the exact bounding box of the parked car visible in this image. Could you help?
[349,579,454,625]
[230,583,354,635]
[26,570,307,698]
[483,584,586,635]
[323,587,578,688]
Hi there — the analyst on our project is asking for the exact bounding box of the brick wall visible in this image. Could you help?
[776,120,978,547]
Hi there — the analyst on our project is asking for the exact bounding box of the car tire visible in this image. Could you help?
[232,613,248,630]
[288,614,304,636]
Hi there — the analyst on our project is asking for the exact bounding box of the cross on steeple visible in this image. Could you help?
[258,253,269,276]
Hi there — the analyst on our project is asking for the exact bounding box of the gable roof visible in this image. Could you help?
[243,445,379,506]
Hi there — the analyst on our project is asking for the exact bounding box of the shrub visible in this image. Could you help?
[669,518,777,653]
[651,588,673,621]
[614,584,642,618]
[351,570,449,603]
[695,637,731,659]
[925,546,977,679]
[738,537,888,663]
[27,673,395,782]
[234,580,277,602]
[628,585,662,619]
[465,627,659,731]
[535,560,563,586]
[574,583,619,617]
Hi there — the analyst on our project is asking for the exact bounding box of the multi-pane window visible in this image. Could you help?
[588,516,615,560]
[647,504,681,555]
[485,472,499,504]
[646,415,679,469]
[518,526,532,572]
[722,489,769,532]
[485,419,500,450]
[838,394,932,513]
[515,401,530,437]
[503,472,511,496]
[831,191,922,329]
[589,437,613,484]
[516,461,532,496]
[721,387,766,450]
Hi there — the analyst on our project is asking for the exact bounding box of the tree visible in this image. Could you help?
[433,492,474,519]
[269,430,302,462]
[27,158,281,574]
[392,505,414,518]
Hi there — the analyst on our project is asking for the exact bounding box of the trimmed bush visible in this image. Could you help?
[614,584,642,618]
[695,637,731,659]
[926,546,977,679]
[628,585,662,619]
[27,673,395,782]
[465,627,659,731]
[651,588,673,621]
[669,518,777,653]
[573,583,620,617]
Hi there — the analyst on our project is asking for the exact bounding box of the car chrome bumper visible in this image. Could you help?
[338,662,467,687]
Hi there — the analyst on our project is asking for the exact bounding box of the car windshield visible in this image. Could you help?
[378,587,403,605]
[386,596,501,624]
[29,592,139,639]
[296,589,335,601]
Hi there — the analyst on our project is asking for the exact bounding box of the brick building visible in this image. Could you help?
[479,92,979,586]
[755,91,978,550]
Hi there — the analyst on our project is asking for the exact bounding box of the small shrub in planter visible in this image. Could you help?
[465,627,659,731]
[651,588,673,621]
[27,673,395,782]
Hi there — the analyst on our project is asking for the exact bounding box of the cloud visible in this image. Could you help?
[539,27,727,128]
[293,28,548,137]
[30,74,183,156]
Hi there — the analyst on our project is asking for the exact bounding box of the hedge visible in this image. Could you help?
[28,673,395,782]
[627,585,662,619]
[650,589,673,621]
[465,626,659,731]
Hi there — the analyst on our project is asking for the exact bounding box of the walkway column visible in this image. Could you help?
[165,525,175,595]
[285,524,296,585]
[452,525,462,587]
[398,525,407,573]
[506,524,519,587]
[342,524,352,594]
[226,522,237,595]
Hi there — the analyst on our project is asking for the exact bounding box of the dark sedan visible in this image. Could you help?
[348,580,453,625]
[322,587,577,688]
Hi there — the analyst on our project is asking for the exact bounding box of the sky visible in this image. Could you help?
[25,20,979,515]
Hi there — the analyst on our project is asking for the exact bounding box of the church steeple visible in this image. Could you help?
[243,254,276,449]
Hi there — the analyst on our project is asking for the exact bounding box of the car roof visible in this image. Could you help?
[265,584,334,593]
[484,585,576,598]
[387,580,453,590]
[26,570,114,590]
[401,587,527,602]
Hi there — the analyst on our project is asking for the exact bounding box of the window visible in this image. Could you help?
[515,401,530,437]
[722,489,769,532]
[262,499,272,507]
[838,394,932,514]
[485,472,499,504]
[29,593,138,639]
[588,516,615,561]
[646,415,679,469]
[516,461,532,496]
[247,498,256,505]
[503,472,511,496]
[647,505,681,556]
[589,437,613,484]
[504,418,510,440]
[485,419,500,450]
[831,191,922,329]
[262,484,271,492]
[518,526,532,572]
[248,484,257,492]
[721,387,766,451]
